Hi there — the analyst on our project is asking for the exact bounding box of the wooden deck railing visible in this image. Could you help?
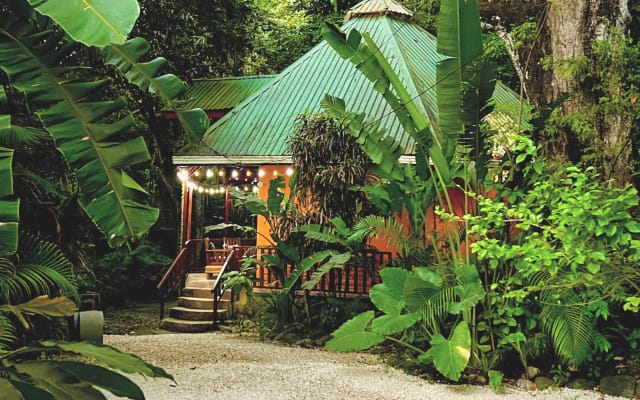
[248,247,392,296]
[157,239,206,320]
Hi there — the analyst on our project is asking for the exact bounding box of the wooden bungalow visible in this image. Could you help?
[159,0,524,332]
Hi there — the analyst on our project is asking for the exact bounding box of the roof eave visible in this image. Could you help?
[172,155,416,165]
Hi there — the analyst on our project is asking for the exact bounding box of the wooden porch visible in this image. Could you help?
[156,238,392,332]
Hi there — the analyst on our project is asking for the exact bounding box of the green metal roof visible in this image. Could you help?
[182,75,275,111]
[197,0,525,159]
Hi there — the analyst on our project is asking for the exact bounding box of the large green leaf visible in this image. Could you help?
[371,312,421,335]
[0,379,53,400]
[14,341,173,379]
[0,379,28,400]
[449,264,485,314]
[56,361,143,399]
[0,296,75,330]
[15,361,106,399]
[103,37,210,139]
[424,321,471,381]
[369,268,410,315]
[26,0,139,47]
[0,145,18,257]
[436,0,488,161]
[267,176,286,216]
[0,17,158,246]
[325,311,385,351]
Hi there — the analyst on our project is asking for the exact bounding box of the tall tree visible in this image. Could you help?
[479,0,639,185]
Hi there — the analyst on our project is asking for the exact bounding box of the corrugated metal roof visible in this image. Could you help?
[197,3,525,159]
[182,75,276,111]
[345,0,413,22]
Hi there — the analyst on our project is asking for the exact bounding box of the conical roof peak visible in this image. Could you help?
[345,0,413,22]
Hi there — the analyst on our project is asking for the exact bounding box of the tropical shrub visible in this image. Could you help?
[289,113,371,226]
[80,240,172,308]
[468,155,640,369]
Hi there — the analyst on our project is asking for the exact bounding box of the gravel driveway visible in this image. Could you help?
[104,332,624,400]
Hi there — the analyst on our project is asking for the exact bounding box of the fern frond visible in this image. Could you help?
[421,286,456,335]
[540,302,593,366]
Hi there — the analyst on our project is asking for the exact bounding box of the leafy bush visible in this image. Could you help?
[80,241,172,308]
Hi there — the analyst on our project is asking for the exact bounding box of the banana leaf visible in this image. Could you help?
[0,144,18,257]
[0,17,158,246]
[436,0,490,163]
[103,38,210,140]
[26,0,139,47]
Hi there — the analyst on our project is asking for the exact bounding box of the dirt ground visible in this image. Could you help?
[103,301,175,335]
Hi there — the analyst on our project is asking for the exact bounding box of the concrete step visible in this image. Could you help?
[185,273,208,286]
[205,265,223,275]
[187,279,215,289]
[183,287,213,299]
[178,296,213,309]
[169,306,214,321]
[160,317,213,333]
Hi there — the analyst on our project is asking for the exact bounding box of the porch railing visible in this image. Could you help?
[250,247,392,296]
[157,239,206,321]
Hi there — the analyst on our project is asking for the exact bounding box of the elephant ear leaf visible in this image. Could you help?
[0,18,158,246]
[326,311,385,352]
[26,0,139,47]
[0,142,18,257]
[423,321,471,381]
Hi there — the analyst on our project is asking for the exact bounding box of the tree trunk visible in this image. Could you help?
[482,0,634,184]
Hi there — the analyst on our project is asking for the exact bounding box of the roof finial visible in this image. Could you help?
[344,0,413,22]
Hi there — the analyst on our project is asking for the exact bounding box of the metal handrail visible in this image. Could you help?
[211,247,237,328]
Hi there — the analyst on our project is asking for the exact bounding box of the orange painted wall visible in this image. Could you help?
[256,165,293,246]
[255,163,402,255]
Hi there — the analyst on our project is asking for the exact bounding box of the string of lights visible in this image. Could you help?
[176,166,294,196]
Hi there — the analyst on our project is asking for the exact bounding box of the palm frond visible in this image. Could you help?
[18,234,75,281]
[0,120,49,148]
[421,286,457,335]
[354,215,416,253]
[540,301,593,366]
[0,313,17,352]
[0,235,77,304]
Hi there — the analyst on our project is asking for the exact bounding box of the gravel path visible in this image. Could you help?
[104,333,624,400]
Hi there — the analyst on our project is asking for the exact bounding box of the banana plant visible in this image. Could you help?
[321,0,495,380]
[1,1,209,247]
[102,37,210,142]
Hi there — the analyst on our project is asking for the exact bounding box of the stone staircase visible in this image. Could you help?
[160,264,231,332]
